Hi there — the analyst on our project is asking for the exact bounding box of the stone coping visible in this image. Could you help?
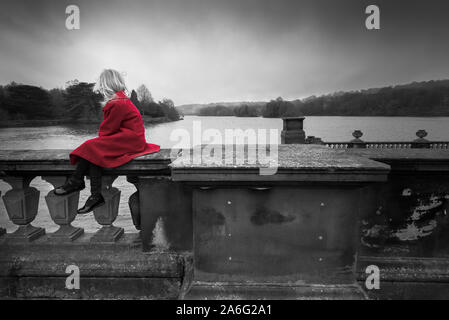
[0,149,173,174]
[170,145,390,183]
[0,146,390,173]
[344,149,449,172]
[170,145,390,171]
[345,148,449,161]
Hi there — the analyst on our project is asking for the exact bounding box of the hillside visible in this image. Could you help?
[176,79,449,117]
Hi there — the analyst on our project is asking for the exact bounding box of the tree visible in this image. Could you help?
[234,104,259,117]
[136,84,153,103]
[63,82,103,120]
[158,98,180,121]
[130,90,143,114]
[136,84,153,116]
[2,84,54,120]
[48,88,65,118]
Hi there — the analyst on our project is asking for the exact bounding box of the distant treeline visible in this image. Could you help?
[196,80,449,117]
[199,103,261,117]
[0,81,180,123]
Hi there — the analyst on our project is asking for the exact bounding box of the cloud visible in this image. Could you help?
[0,0,449,104]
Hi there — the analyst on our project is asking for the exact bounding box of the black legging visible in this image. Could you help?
[70,158,102,195]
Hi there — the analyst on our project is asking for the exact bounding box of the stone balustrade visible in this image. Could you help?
[0,145,391,299]
[1,142,449,299]
[323,129,449,149]
[0,149,172,245]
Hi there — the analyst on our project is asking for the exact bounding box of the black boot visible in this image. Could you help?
[77,193,105,214]
[54,178,85,196]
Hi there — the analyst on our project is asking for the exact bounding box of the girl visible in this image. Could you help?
[54,69,160,214]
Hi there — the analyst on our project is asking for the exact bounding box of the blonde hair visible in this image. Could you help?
[95,69,127,100]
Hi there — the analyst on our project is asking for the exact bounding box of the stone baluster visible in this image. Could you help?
[91,175,124,242]
[0,191,4,237]
[412,130,431,149]
[348,130,366,149]
[42,176,83,241]
[126,175,144,247]
[127,175,141,231]
[0,176,44,241]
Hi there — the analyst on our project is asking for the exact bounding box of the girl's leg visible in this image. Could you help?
[88,162,103,196]
[54,158,88,195]
[77,161,105,214]
[70,157,90,183]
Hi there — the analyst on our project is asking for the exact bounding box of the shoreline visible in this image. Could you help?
[0,116,181,128]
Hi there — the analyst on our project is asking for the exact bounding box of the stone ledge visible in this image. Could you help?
[345,149,449,172]
[0,235,193,299]
[171,145,390,183]
[357,255,449,283]
[0,234,188,278]
[357,255,449,299]
[0,149,173,175]
[0,277,181,300]
[185,282,367,300]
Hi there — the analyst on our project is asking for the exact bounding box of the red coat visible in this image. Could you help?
[70,91,160,168]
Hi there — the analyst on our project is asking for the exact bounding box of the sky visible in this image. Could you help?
[1,0,449,105]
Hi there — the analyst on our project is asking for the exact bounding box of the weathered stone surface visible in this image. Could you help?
[345,149,449,171]
[0,277,181,300]
[357,255,449,299]
[0,149,172,175]
[170,145,390,299]
[2,147,448,299]
[172,145,390,170]
[91,226,124,243]
[91,176,124,243]
[192,187,360,285]
[358,281,449,300]
[0,234,190,299]
[3,225,45,242]
[358,255,449,283]
[0,176,44,242]
[0,234,185,278]
[171,145,390,183]
[185,282,366,300]
[43,176,84,242]
[137,176,192,252]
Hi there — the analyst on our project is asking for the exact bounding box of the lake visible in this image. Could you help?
[1,115,448,233]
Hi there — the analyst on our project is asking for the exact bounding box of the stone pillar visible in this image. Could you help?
[412,130,431,149]
[171,144,390,299]
[42,176,83,241]
[91,175,124,243]
[348,130,366,149]
[0,176,44,241]
[0,191,4,237]
[137,176,192,252]
[281,117,306,144]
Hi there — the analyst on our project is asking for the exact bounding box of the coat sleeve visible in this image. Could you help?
[99,102,125,137]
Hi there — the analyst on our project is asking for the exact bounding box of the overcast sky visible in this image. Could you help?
[1,0,449,105]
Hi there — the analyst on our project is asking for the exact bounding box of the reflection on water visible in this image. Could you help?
[1,116,449,150]
[1,115,449,232]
